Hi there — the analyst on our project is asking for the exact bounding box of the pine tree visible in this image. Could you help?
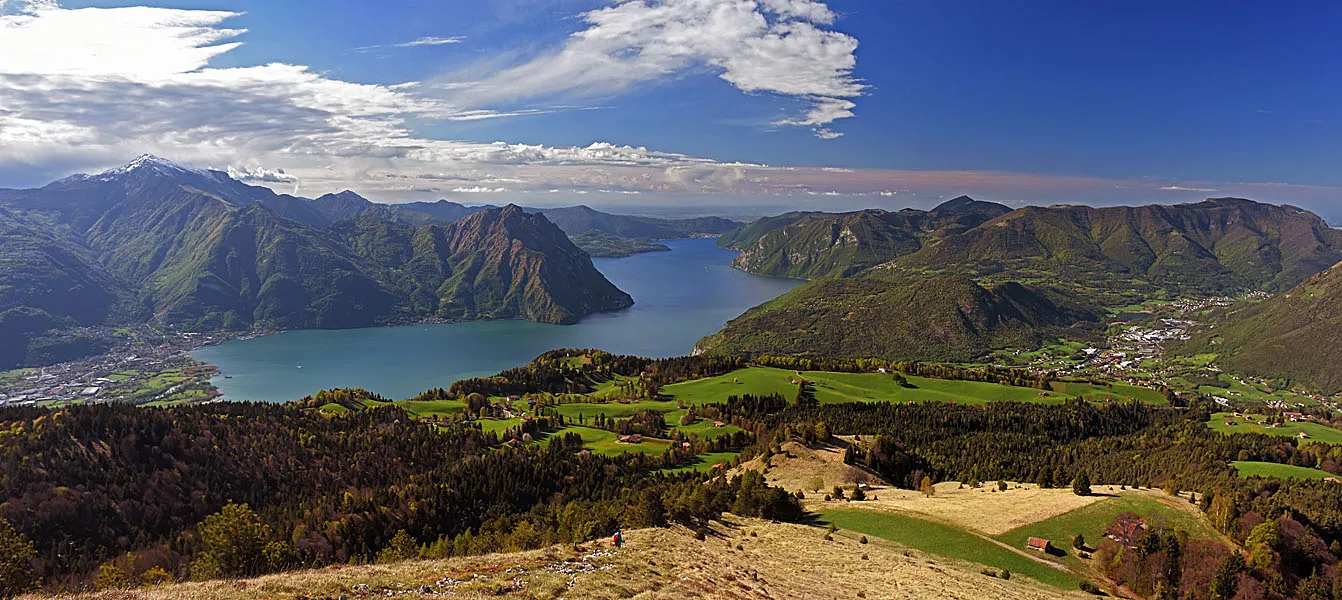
[1071,472,1092,496]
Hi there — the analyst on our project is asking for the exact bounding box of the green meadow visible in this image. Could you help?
[1232,461,1336,481]
[661,367,1166,406]
[819,508,1079,589]
[1209,413,1342,445]
[994,492,1220,572]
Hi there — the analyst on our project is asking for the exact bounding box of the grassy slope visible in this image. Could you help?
[22,517,1077,600]
[820,508,1080,588]
[662,367,1166,406]
[1209,413,1342,444]
[994,492,1221,573]
[1232,461,1336,481]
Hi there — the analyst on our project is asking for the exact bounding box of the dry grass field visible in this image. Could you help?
[740,441,1113,535]
[846,482,1117,535]
[26,516,1085,600]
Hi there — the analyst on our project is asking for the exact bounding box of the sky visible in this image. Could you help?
[1,0,1340,220]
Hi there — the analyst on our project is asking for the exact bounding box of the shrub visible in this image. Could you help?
[1079,581,1102,595]
[94,563,133,590]
[1000,569,1011,580]
[0,517,38,599]
[860,536,868,544]
[139,566,172,586]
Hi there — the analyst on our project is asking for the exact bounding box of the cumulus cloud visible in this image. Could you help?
[0,1,778,194]
[228,165,298,184]
[0,0,854,197]
[450,0,863,138]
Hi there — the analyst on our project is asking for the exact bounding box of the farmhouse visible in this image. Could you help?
[618,434,643,444]
[1026,537,1051,552]
[1106,515,1149,546]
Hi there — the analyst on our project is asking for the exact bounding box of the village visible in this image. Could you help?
[0,326,228,407]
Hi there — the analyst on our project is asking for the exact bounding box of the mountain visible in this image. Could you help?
[0,156,633,366]
[696,274,1098,362]
[705,197,1342,364]
[539,205,738,239]
[306,191,485,227]
[537,205,739,257]
[566,230,671,258]
[718,197,1011,278]
[1178,261,1342,394]
[899,198,1342,295]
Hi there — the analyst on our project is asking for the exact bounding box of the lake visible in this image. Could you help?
[191,238,800,402]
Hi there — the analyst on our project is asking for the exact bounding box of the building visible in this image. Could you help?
[1026,537,1051,552]
[1106,515,1149,546]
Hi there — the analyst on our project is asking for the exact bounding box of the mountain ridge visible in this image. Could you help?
[0,158,634,367]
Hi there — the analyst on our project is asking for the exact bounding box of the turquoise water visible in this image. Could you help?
[191,239,800,402]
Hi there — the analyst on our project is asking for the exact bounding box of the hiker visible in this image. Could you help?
[612,530,624,548]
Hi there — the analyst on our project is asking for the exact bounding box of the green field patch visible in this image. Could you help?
[477,418,522,435]
[399,399,467,418]
[545,426,672,457]
[1232,461,1336,481]
[820,508,1079,588]
[1209,413,1342,445]
[662,367,1165,407]
[675,418,744,440]
[661,451,739,474]
[551,400,678,421]
[995,492,1220,572]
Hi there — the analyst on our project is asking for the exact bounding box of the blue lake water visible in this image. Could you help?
[191,238,800,402]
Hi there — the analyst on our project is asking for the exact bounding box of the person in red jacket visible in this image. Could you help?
[612,530,624,548]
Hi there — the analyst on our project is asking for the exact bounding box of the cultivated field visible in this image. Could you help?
[26,517,1086,600]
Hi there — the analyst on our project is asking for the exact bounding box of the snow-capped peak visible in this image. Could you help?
[99,154,206,180]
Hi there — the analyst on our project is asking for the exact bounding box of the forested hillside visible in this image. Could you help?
[707,197,1342,365]
[0,157,633,367]
[1179,261,1342,394]
[718,196,1011,278]
[698,275,1099,361]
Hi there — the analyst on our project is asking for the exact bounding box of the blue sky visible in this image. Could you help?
[2,0,1341,218]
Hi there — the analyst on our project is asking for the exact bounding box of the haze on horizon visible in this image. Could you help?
[1,0,1340,221]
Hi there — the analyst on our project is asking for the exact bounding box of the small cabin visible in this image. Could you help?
[1026,537,1051,552]
[618,434,643,444]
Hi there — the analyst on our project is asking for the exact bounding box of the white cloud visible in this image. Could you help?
[0,0,830,197]
[451,186,508,193]
[356,35,464,52]
[450,0,863,138]
[228,165,298,184]
[397,36,463,47]
[1160,185,1218,192]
